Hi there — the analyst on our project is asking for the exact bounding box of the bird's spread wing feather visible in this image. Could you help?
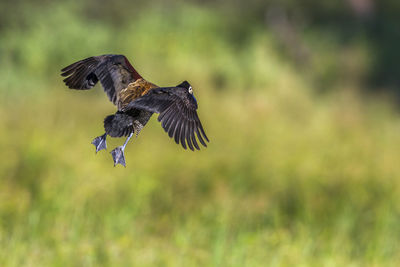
[122,87,209,150]
[61,54,141,105]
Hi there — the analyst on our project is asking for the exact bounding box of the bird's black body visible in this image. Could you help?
[61,54,208,166]
[104,110,152,138]
[104,112,134,138]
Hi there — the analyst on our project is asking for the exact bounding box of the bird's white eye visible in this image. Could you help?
[188,86,193,94]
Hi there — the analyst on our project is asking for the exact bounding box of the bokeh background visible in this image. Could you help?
[1,0,400,265]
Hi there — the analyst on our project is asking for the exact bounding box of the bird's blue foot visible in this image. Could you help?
[91,134,107,153]
[110,146,126,167]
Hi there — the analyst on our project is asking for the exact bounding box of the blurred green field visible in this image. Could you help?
[1,1,400,266]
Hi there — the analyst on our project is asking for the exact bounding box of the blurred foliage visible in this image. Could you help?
[1,0,400,94]
[1,0,400,266]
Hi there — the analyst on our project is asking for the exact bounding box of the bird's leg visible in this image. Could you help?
[134,121,144,138]
[91,133,107,153]
[110,133,133,167]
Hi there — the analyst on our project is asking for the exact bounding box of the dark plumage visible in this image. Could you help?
[61,54,209,166]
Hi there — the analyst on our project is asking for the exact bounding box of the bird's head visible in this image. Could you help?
[177,80,194,94]
[177,80,196,102]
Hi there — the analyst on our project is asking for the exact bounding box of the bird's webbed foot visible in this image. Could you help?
[91,133,107,153]
[110,133,133,167]
[110,146,126,167]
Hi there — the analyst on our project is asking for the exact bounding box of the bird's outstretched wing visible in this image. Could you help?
[122,86,209,150]
[61,54,142,105]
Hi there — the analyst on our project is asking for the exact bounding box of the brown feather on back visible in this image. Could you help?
[117,78,158,110]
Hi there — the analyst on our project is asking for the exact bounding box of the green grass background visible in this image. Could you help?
[1,1,400,266]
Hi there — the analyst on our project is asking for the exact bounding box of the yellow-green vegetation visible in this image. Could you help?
[1,2,400,266]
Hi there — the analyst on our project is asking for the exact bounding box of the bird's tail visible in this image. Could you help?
[61,57,99,90]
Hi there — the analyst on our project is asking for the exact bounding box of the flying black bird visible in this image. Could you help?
[61,54,209,166]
